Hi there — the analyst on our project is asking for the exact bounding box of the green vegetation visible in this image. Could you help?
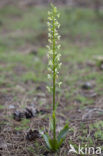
[77,120,103,152]
[0,105,5,109]
[40,4,69,152]
[1,5,103,103]
[0,3,103,154]
[14,119,30,131]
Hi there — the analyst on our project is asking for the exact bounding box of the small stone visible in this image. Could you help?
[82,82,92,90]
[26,129,40,141]
[36,83,46,91]
[77,109,81,113]
[0,143,7,150]
[9,105,15,109]
[30,49,38,55]
[36,86,41,90]
[100,64,103,70]
[13,111,24,121]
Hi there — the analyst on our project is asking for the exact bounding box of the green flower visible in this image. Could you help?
[47,3,62,92]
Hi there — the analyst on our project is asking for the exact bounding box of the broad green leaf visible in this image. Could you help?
[57,138,64,148]
[39,131,51,149]
[57,124,69,143]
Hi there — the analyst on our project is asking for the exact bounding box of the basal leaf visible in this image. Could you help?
[39,131,51,149]
[57,124,69,143]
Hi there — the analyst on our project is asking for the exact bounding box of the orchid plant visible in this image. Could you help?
[40,4,69,152]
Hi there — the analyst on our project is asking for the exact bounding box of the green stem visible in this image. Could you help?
[53,111,56,141]
[53,10,56,141]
